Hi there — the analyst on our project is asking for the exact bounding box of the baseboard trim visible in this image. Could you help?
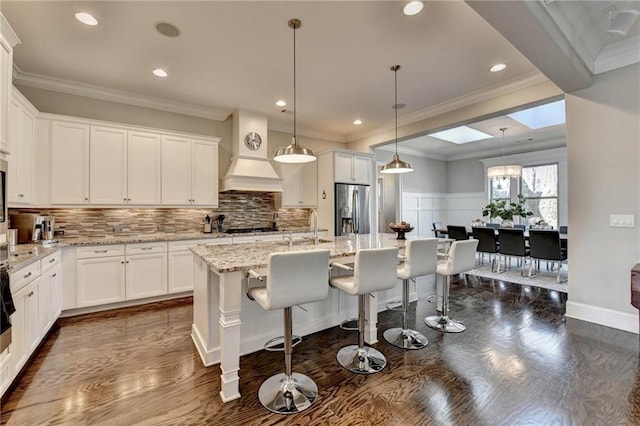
[60,292,193,317]
[191,324,221,367]
[565,301,639,334]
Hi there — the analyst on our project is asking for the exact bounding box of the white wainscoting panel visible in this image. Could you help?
[401,192,485,235]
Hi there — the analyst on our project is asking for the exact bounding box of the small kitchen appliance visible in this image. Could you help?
[9,213,55,243]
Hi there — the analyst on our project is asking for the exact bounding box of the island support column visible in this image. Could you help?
[218,270,243,402]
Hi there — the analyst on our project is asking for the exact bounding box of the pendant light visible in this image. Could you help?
[380,65,413,174]
[274,18,316,164]
[487,127,522,180]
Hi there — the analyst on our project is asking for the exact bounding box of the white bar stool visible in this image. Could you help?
[247,249,330,414]
[425,239,478,333]
[383,238,438,350]
[330,247,398,374]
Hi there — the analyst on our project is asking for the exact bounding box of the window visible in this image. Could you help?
[520,163,558,229]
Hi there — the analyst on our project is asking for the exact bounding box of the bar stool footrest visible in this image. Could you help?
[264,335,302,352]
[339,319,359,331]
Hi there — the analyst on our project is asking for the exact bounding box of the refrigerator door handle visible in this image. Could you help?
[352,189,359,233]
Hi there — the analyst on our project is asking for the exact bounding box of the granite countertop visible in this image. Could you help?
[191,233,409,273]
[3,228,324,272]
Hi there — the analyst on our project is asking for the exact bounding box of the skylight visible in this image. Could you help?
[428,126,493,144]
[508,100,566,129]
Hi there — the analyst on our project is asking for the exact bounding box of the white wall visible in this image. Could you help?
[564,64,640,333]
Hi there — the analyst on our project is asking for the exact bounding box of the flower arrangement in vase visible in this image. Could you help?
[481,194,533,227]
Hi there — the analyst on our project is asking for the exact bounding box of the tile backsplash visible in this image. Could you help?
[10,192,310,237]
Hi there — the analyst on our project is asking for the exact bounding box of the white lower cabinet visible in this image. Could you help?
[126,242,168,300]
[167,239,218,293]
[76,242,170,307]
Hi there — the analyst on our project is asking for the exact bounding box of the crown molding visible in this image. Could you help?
[13,69,231,121]
[347,71,550,143]
[0,14,21,47]
[376,144,449,162]
[595,35,640,74]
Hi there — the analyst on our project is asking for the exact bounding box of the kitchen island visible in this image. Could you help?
[190,233,439,402]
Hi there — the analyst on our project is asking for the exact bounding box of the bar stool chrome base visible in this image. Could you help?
[424,315,466,333]
[258,372,318,415]
[383,327,428,350]
[336,345,387,374]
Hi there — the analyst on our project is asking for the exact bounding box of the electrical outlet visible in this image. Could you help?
[610,214,635,227]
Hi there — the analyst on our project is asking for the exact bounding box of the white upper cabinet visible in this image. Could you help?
[127,131,161,205]
[334,151,372,185]
[162,136,219,206]
[276,161,317,208]
[51,121,90,204]
[89,125,127,204]
[7,90,36,204]
[45,115,218,207]
[0,15,19,154]
[89,126,161,205]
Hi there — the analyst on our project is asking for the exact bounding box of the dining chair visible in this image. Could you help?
[472,226,499,271]
[485,223,500,229]
[513,224,526,230]
[446,225,469,241]
[497,228,529,276]
[528,230,567,283]
[432,222,445,238]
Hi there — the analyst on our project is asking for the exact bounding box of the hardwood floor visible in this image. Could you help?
[2,276,639,425]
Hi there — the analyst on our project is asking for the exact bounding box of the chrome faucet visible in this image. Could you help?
[282,230,293,247]
[309,208,318,245]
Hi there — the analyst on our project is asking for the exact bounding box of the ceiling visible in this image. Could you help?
[2,1,639,159]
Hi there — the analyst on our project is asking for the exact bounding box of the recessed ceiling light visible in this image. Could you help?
[403,1,424,16]
[152,68,168,78]
[75,12,98,26]
[490,63,507,72]
[428,126,492,144]
[275,100,287,107]
[353,119,363,125]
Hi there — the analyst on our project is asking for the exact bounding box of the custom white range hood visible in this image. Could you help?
[221,110,282,192]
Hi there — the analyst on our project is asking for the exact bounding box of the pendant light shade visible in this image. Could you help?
[487,127,522,180]
[380,65,413,174]
[274,19,316,164]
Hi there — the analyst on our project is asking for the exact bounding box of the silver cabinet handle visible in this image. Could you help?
[141,247,153,250]
[94,250,108,253]
[121,261,125,264]
[18,194,24,197]
[49,258,56,263]
[52,273,57,278]
[124,198,127,201]
[84,197,88,201]
[23,272,32,279]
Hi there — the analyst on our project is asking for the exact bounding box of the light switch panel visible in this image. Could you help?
[610,214,635,227]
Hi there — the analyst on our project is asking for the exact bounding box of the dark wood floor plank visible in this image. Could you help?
[2,276,639,425]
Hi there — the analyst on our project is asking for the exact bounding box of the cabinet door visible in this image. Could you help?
[168,250,194,293]
[8,100,35,204]
[161,136,192,205]
[334,152,354,183]
[352,154,371,185]
[0,41,10,153]
[8,283,28,376]
[301,161,318,206]
[24,278,40,355]
[279,163,303,207]
[51,121,90,204]
[191,140,218,206]
[128,131,161,204]
[48,263,62,323]
[6,97,19,200]
[126,252,167,300]
[77,256,126,307]
[38,271,51,336]
[90,126,128,204]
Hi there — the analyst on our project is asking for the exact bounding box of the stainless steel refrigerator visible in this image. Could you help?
[334,183,370,236]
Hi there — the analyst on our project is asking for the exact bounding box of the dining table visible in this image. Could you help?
[434,227,568,241]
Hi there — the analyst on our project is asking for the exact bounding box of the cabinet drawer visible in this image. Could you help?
[168,239,224,252]
[76,244,125,259]
[41,250,61,272]
[126,241,167,255]
[9,261,41,293]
